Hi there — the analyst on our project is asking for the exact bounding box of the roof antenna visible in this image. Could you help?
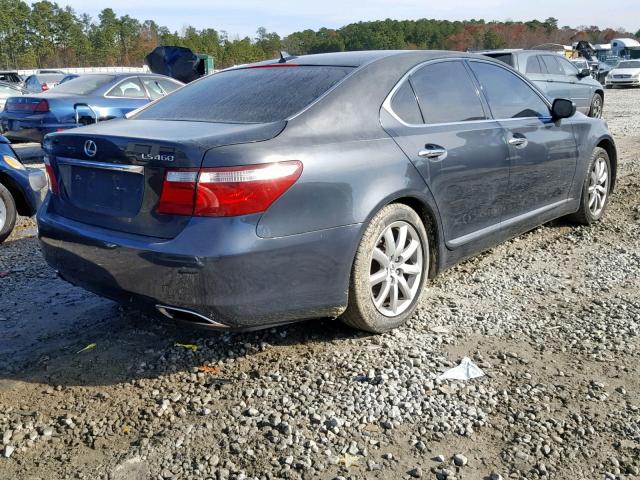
[279,51,290,63]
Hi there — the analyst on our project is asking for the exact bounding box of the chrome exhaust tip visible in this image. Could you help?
[156,305,229,329]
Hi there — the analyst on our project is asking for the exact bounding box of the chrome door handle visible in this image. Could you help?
[418,147,447,159]
[508,137,528,148]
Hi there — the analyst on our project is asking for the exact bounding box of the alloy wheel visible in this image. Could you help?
[0,196,6,232]
[588,155,609,217]
[369,221,424,317]
[591,96,603,118]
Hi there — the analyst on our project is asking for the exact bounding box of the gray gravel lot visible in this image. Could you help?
[0,88,639,480]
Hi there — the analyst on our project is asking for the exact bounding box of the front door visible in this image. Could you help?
[381,60,511,245]
[468,60,579,220]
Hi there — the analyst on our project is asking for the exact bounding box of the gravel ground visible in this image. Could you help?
[1,88,639,480]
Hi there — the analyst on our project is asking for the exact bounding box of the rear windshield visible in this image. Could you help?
[37,74,65,83]
[133,66,354,124]
[53,74,116,95]
[484,53,514,67]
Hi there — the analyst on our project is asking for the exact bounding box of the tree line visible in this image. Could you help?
[0,1,637,70]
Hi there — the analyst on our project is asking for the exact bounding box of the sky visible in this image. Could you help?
[36,0,640,38]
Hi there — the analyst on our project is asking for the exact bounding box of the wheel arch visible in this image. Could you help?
[0,173,30,216]
[596,137,617,192]
[356,192,444,279]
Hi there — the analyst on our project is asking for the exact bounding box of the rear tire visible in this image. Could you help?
[588,93,603,118]
[342,203,429,333]
[0,183,17,244]
[566,147,611,225]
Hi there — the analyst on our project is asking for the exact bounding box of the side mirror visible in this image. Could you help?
[551,98,576,120]
[578,68,591,78]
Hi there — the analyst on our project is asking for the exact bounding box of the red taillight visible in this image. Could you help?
[157,161,303,217]
[34,99,49,112]
[157,170,198,215]
[5,98,49,113]
[43,156,59,194]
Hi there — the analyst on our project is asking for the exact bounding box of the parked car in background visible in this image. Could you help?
[480,49,605,118]
[0,71,23,85]
[0,136,47,242]
[605,60,640,88]
[37,69,65,75]
[0,73,183,143]
[0,81,27,111]
[38,51,616,333]
[23,73,65,92]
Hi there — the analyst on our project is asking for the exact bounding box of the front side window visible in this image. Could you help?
[558,57,580,75]
[469,62,549,119]
[389,81,423,124]
[409,61,485,124]
[134,66,353,124]
[107,78,146,98]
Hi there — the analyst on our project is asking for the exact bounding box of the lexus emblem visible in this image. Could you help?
[84,140,97,157]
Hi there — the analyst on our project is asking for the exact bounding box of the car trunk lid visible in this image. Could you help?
[46,118,286,238]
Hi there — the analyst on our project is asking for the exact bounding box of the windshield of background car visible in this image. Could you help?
[133,66,354,124]
[52,74,116,95]
[618,61,640,69]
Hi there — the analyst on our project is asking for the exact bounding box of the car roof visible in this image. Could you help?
[474,49,523,54]
[246,49,504,69]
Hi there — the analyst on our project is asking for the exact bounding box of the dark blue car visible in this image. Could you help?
[38,51,616,333]
[0,136,47,242]
[0,73,183,143]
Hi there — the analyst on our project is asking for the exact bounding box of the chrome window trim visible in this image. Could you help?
[382,57,554,128]
[56,156,144,174]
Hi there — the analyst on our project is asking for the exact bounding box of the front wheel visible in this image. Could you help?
[0,183,17,243]
[566,147,611,225]
[588,93,604,118]
[342,203,429,333]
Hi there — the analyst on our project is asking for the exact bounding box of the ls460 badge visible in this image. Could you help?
[140,153,175,162]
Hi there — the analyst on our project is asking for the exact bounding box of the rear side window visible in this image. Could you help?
[470,62,549,119]
[107,78,147,98]
[540,55,564,75]
[390,81,423,124]
[134,66,353,124]
[410,61,485,124]
[525,56,544,74]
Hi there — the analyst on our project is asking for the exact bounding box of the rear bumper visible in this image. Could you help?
[37,198,361,329]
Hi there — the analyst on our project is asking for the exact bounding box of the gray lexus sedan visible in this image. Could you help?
[38,50,616,333]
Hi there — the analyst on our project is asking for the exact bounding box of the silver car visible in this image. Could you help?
[481,49,605,118]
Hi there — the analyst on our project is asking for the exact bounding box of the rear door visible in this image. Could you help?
[522,54,548,90]
[539,55,571,101]
[468,60,578,219]
[382,59,510,246]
